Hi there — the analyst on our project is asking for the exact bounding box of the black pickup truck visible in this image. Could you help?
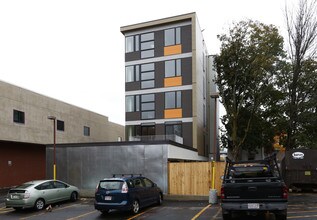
[221,154,288,220]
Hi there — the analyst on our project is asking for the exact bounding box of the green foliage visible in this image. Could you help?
[214,20,285,160]
[277,58,317,148]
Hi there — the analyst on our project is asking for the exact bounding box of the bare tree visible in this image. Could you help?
[284,0,317,149]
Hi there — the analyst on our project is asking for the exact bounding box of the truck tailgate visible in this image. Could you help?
[223,181,285,201]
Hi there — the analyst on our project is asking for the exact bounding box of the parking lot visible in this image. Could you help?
[1,193,317,219]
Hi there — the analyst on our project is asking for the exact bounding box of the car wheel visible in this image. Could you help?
[34,199,45,210]
[70,191,78,202]
[131,200,140,214]
[157,193,163,205]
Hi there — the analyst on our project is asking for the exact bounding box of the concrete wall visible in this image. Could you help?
[46,142,169,196]
[0,80,124,145]
[192,14,209,156]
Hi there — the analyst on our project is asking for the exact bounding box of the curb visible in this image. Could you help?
[164,195,209,201]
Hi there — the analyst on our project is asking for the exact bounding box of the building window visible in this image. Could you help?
[165,59,181,77]
[141,50,154,58]
[141,63,155,89]
[125,65,139,82]
[165,91,181,109]
[13,109,25,124]
[125,35,139,53]
[126,95,140,112]
[57,120,64,131]
[84,126,90,136]
[164,27,181,46]
[140,32,154,59]
[141,94,155,119]
[165,123,182,137]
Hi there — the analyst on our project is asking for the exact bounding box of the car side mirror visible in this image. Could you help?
[220,175,224,180]
[153,183,157,187]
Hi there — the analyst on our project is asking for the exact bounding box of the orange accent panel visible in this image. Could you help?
[164,45,182,56]
[164,109,182,119]
[164,76,182,87]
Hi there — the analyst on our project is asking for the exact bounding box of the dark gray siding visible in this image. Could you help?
[126,81,140,91]
[155,92,165,119]
[125,51,140,62]
[155,31,164,57]
[126,112,140,121]
[183,122,193,147]
[182,90,192,117]
[182,57,192,85]
[155,61,165,88]
[181,25,192,53]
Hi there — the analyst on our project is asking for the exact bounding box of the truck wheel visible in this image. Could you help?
[275,211,287,220]
[222,213,231,220]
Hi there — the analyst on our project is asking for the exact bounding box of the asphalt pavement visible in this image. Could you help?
[0,189,8,204]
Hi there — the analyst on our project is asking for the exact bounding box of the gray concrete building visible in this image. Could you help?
[0,80,124,188]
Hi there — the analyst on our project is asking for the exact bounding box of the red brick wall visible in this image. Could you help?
[0,142,46,188]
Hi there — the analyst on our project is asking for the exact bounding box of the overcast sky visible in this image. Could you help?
[0,0,299,125]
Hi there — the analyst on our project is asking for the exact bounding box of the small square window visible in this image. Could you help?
[57,120,64,131]
[84,126,90,136]
[13,109,25,124]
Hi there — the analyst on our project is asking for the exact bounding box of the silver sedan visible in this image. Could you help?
[5,180,79,210]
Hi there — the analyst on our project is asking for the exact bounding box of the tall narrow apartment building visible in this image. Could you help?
[121,13,216,157]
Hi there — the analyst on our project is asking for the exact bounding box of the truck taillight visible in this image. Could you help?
[221,187,225,199]
[121,182,128,193]
[283,185,288,199]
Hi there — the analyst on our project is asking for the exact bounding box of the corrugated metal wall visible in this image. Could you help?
[46,143,169,196]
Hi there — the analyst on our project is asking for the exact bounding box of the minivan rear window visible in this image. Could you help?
[99,181,123,190]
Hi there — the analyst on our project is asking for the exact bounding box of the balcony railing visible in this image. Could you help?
[128,134,183,144]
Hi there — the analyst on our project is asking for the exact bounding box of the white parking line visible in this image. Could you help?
[212,207,222,219]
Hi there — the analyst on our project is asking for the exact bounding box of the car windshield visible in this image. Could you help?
[99,180,123,190]
[15,183,34,189]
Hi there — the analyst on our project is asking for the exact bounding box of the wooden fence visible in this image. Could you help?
[168,161,226,196]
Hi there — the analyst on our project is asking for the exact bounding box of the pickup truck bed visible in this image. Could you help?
[221,154,288,220]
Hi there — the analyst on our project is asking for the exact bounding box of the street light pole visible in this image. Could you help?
[210,93,219,190]
[48,116,56,180]
[210,93,219,162]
